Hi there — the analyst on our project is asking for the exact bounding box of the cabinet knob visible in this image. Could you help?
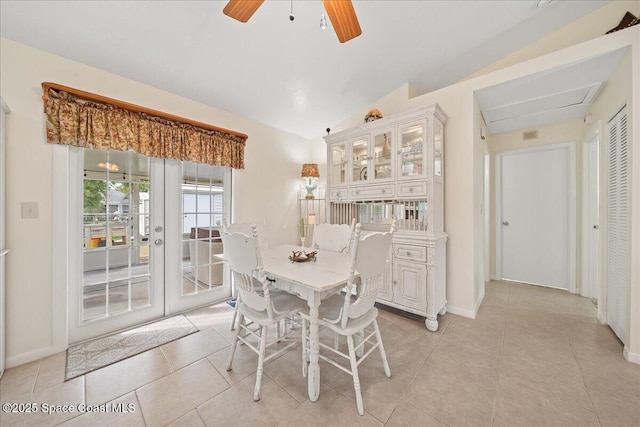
[406,251,411,256]
[393,280,398,285]
[409,187,414,192]
[355,190,360,195]
[381,189,386,194]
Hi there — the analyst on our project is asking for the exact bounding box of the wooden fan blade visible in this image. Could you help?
[323,0,362,43]
[223,0,264,23]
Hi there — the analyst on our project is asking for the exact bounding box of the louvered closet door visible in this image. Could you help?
[607,105,628,345]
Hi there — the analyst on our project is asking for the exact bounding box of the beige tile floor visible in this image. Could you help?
[1,280,639,426]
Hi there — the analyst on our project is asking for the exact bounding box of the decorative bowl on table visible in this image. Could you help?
[289,250,317,263]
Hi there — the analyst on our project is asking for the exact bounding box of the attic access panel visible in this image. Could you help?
[475,47,628,134]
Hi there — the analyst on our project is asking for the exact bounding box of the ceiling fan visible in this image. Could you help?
[223,0,362,43]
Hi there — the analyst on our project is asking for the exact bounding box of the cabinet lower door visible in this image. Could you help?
[393,260,427,311]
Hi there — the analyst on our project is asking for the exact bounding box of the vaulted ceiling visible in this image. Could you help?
[0,1,611,138]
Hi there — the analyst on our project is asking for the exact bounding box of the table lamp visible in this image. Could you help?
[301,163,320,199]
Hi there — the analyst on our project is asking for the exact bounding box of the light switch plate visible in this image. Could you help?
[21,202,38,219]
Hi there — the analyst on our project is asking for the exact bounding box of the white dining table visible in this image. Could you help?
[248,244,354,402]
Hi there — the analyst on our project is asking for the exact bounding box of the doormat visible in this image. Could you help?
[65,314,199,380]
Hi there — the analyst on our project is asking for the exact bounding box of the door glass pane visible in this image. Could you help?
[434,121,443,177]
[373,131,392,179]
[82,149,151,322]
[181,162,225,296]
[400,124,423,177]
[330,144,347,185]
[352,137,368,182]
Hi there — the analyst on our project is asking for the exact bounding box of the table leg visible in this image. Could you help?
[307,293,320,402]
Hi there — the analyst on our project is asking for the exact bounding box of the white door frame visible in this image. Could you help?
[495,141,576,292]
[581,122,601,299]
[484,142,490,283]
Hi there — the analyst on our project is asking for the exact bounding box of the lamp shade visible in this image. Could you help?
[301,163,320,178]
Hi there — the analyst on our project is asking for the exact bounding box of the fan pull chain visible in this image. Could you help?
[289,0,294,21]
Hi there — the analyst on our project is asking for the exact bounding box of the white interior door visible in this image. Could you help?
[582,134,599,298]
[606,105,628,345]
[497,143,575,291]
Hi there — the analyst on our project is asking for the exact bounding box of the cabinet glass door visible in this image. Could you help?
[434,120,443,179]
[398,122,425,179]
[330,142,348,186]
[372,130,393,181]
[351,136,369,183]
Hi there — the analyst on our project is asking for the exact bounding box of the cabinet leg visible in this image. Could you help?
[425,317,439,332]
[438,306,447,316]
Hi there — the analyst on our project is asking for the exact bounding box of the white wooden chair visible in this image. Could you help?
[301,221,395,415]
[311,219,356,253]
[218,219,269,331]
[221,224,307,401]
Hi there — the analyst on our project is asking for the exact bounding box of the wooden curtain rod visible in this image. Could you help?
[41,82,248,140]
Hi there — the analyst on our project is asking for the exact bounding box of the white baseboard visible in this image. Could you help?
[445,305,475,319]
[624,347,640,365]
[446,288,485,320]
[6,344,67,370]
[474,288,485,316]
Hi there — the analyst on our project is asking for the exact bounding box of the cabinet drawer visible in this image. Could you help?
[394,244,427,262]
[349,184,394,200]
[397,180,427,198]
[329,188,348,201]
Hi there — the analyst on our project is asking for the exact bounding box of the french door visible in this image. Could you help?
[69,148,230,343]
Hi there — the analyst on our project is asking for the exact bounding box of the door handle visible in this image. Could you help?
[155,226,163,232]
[154,239,163,246]
[502,221,509,226]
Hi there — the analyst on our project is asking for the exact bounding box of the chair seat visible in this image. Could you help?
[302,293,378,336]
[239,290,307,325]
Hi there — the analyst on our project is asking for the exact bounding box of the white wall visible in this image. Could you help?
[0,38,317,366]
[582,46,635,349]
[319,28,640,360]
[465,1,640,81]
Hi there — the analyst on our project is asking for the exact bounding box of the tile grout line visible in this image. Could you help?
[490,283,511,427]
[570,342,604,427]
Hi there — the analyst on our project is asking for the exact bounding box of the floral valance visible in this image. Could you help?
[42,82,247,169]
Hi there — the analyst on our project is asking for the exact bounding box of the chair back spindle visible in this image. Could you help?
[341,221,395,328]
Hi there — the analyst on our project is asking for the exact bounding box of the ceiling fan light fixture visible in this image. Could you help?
[320,13,327,30]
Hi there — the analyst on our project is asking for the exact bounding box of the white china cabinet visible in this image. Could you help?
[324,104,447,331]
